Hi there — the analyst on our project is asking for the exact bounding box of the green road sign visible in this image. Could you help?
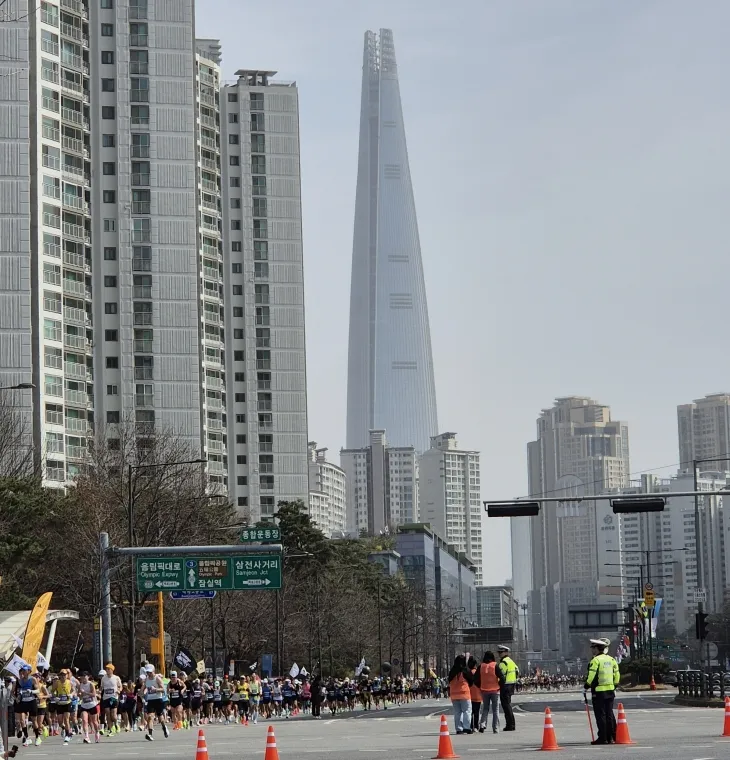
[239,527,281,543]
[136,555,281,592]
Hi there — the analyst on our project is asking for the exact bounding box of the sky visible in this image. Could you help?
[197,0,730,585]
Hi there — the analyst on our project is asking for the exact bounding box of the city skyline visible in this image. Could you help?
[345,29,438,454]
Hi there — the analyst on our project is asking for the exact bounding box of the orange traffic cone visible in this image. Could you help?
[196,730,209,760]
[614,703,635,745]
[722,696,730,737]
[265,725,280,760]
[433,715,459,760]
[540,708,561,751]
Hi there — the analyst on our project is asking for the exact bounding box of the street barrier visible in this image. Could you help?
[678,670,730,699]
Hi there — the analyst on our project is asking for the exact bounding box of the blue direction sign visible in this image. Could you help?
[170,590,217,600]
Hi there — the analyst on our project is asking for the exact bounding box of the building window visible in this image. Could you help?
[135,355,154,380]
[131,133,150,158]
[101,23,114,36]
[101,0,113,7]
[228,134,239,144]
[104,219,116,232]
[233,329,244,339]
[233,307,243,317]
[236,455,246,464]
[255,262,269,278]
[231,220,241,231]
[251,134,265,153]
[234,393,245,402]
[133,302,152,325]
[254,284,269,304]
[132,218,151,243]
[133,274,152,299]
[259,434,273,452]
[254,241,268,260]
[229,177,240,187]
[132,189,151,214]
[107,385,118,395]
[251,155,266,174]
[235,372,245,382]
[130,77,149,102]
[132,161,150,186]
[101,51,115,64]
[107,411,120,423]
[130,49,149,75]
[256,350,271,370]
[227,93,238,102]
[103,162,116,175]
[102,134,115,147]
[129,22,148,46]
[232,285,242,295]
[106,357,119,369]
[250,92,264,110]
[133,246,152,271]
[228,113,238,123]
[102,78,115,92]
[251,112,265,131]
[103,190,115,203]
[105,302,118,314]
[253,219,267,239]
[230,198,241,210]
[231,241,242,251]
[105,329,118,341]
[253,198,267,217]
[252,176,267,196]
[129,0,147,19]
[257,372,271,389]
[104,246,117,260]
[131,105,149,125]
[104,276,117,287]
[256,329,270,347]
[234,351,244,361]
[232,263,242,274]
[229,155,240,167]
[102,106,115,119]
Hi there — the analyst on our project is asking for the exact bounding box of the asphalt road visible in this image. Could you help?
[7,692,726,760]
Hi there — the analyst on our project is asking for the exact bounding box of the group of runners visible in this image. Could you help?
[3,661,461,748]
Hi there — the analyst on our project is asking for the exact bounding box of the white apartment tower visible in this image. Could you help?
[341,429,418,536]
[220,70,308,519]
[419,432,483,584]
[0,0,309,518]
[678,393,730,473]
[307,442,347,537]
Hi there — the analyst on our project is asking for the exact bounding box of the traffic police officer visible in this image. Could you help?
[584,637,620,745]
[497,645,518,731]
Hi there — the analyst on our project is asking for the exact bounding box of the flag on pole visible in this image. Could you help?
[354,657,366,677]
[300,667,308,677]
[4,654,32,678]
[36,652,50,671]
[249,661,258,672]
[11,635,23,649]
[289,663,299,678]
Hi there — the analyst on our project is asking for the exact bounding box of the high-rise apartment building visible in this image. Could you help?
[677,393,730,473]
[521,397,629,656]
[419,433,483,585]
[341,429,418,536]
[220,69,308,519]
[346,29,438,454]
[476,586,519,628]
[307,442,347,537]
[0,1,308,521]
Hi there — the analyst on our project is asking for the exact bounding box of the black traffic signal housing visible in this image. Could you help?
[611,497,665,514]
[695,612,709,641]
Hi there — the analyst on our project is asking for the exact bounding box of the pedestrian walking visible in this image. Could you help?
[584,637,619,745]
[497,645,518,731]
[448,655,473,735]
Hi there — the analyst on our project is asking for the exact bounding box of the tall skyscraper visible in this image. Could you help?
[346,29,438,453]
[677,393,730,472]
[520,397,629,657]
[0,0,309,522]
[419,432,483,584]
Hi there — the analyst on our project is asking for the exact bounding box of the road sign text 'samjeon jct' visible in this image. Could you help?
[136,555,281,592]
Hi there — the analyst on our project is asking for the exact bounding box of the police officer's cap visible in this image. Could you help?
[589,638,605,647]
[497,645,510,652]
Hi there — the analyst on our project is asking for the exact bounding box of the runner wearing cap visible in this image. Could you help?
[52,669,75,743]
[167,671,186,730]
[15,665,40,746]
[101,664,122,735]
[142,664,169,741]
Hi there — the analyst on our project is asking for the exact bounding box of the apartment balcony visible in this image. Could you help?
[203,266,220,280]
[61,107,83,126]
[199,113,216,129]
[43,183,60,200]
[42,154,60,171]
[41,38,59,56]
[43,296,62,314]
[62,193,88,213]
[66,444,87,460]
[46,439,64,455]
[135,394,154,407]
[200,178,218,193]
[64,363,89,383]
[206,396,222,410]
[42,124,60,142]
[60,77,83,96]
[46,411,64,426]
[63,250,88,271]
[62,277,85,297]
[202,244,221,259]
[60,0,86,16]
[200,157,219,173]
[205,375,223,388]
[61,52,85,72]
[203,286,220,300]
[134,339,152,353]
[64,333,90,352]
[42,96,60,113]
[200,134,217,151]
[201,197,218,212]
[65,417,87,433]
[41,67,59,84]
[206,418,223,431]
[62,221,89,242]
[65,389,90,408]
[44,240,61,259]
[199,91,217,108]
[206,438,224,452]
[46,467,66,483]
[62,161,84,180]
[203,311,220,325]
[199,71,216,87]
[63,306,88,325]
[43,212,61,229]
[60,22,82,42]
[62,134,84,154]
[207,460,225,473]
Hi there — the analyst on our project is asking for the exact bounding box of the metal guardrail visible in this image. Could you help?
[677,670,730,699]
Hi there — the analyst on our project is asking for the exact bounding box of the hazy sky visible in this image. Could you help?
[198,0,730,585]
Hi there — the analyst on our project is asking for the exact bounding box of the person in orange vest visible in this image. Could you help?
[467,657,482,733]
[476,651,500,733]
[448,655,474,735]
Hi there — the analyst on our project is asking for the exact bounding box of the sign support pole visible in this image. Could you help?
[100,532,113,666]
[157,591,165,677]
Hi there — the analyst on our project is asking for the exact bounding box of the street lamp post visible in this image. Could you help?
[127,457,206,677]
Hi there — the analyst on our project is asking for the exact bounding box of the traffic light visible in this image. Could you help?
[486,501,540,517]
[695,612,709,641]
[611,497,665,514]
